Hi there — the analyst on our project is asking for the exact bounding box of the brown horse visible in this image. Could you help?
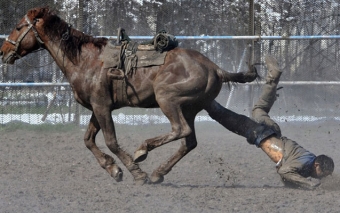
[0,7,257,184]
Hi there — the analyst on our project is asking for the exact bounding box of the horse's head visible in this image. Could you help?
[0,7,49,64]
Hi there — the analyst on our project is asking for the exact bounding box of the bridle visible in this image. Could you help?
[2,13,73,68]
[4,14,45,65]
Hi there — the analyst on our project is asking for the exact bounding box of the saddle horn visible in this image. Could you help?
[116,27,122,45]
[116,27,131,45]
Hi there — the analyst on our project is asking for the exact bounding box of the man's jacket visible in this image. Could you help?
[277,137,319,189]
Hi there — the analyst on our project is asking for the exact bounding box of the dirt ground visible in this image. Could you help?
[1,120,340,213]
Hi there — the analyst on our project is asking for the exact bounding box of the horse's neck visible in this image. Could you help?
[45,41,72,72]
[45,40,94,80]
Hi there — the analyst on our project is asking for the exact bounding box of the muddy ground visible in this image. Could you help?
[1,120,340,213]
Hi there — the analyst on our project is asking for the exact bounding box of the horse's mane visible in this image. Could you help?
[29,7,108,64]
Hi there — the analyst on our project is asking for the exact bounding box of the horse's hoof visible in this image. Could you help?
[150,172,164,184]
[133,171,149,186]
[134,149,148,163]
[134,176,149,186]
[111,165,123,182]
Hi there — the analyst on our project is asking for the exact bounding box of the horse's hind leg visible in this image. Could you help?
[134,103,192,163]
[84,113,123,182]
[150,114,197,183]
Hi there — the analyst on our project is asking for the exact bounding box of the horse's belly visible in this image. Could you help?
[128,93,158,108]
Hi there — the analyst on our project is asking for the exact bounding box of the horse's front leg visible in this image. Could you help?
[84,113,123,182]
[92,107,148,184]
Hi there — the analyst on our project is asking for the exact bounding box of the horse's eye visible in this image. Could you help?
[16,25,23,31]
[16,23,27,31]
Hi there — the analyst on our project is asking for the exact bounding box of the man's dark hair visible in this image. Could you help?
[315,155,334,174]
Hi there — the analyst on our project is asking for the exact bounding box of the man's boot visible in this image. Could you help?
[265,55,282,85]
[253,55,282,112]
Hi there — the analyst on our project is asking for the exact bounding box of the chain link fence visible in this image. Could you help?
[0,0,339,126]
[250,0,340,122]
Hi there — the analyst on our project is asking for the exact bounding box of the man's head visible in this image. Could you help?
[312,155,334,179]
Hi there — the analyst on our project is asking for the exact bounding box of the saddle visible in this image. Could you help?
[101,28,178,80]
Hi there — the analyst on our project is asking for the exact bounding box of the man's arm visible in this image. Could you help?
[279,171,320,190]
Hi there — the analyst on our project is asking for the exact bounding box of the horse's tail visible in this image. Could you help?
[217,64,259,84]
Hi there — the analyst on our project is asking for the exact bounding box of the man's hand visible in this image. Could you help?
[279,172,321,190]
[309,178,321,189]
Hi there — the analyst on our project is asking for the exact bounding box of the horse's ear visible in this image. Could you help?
[28,6,50,19]
[36,7,50,18]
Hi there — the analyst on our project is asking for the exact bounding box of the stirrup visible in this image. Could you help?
[108,68,125,80]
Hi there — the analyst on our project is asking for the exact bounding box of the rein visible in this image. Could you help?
[13,49,54,68]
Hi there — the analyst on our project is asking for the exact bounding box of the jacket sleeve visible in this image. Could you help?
[278,171,320,190]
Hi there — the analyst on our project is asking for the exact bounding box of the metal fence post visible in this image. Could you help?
[248,0,255,117]
[73,0,85,126]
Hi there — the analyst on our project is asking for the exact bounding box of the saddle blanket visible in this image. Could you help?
[100,41,168,70]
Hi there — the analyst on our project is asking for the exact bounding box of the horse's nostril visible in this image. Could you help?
[0,50,3,57]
